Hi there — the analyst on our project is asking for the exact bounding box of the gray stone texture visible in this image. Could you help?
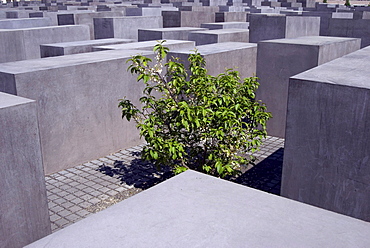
[138,27,207,42]
[249,14,320,43]
[93,39,196,52]
[201,21,249,30]
[256,36,361,138]
[0,49,154,174]
[169,42,257,78]
[40,38,134,57]
[93,16,163,40]
[188,28,249,45]
[0,17,52,29]
[215,11,247,22]
[282,46,370,222]
[162,10,216,28]
[26,170,370,247]
[0,92,51,248]
[69,11,125,40]
[326,18,370,48]
[0,25,90,63]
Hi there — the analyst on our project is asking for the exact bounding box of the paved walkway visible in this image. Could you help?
[45,136,284,232]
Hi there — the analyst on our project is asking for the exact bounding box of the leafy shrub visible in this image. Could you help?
[119,41,271,178]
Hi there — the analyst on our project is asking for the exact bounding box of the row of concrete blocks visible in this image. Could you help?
[2,13,370,62]
[1,34,369,248]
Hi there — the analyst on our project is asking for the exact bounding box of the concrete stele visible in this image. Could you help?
[26,170,370,247]
[282,45,370,222]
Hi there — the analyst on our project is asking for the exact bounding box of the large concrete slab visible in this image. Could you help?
[256,36,361,138]
[0,49,153,174]
[201,21,249,30]
[40,38,134,57]
[249,14,320,43]
[327,18,370,48]
[282,46,370,222]
[188,28,249,45]
[0,92,51,248]
[93,39,196,52]
[169,42,257,78]
[0,25,90,63]
[162,10,216,28]
[26,170,370,247]
[138,27,207,42]
[0,17,52,29]
[93,16,163,40]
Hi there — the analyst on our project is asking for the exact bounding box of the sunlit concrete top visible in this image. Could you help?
[27,170,370,248]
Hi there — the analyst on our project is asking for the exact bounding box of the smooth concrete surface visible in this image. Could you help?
[138,27,207,42]
[0,92,51,248]
[93,39,196,52]
[169,42,257,78]
[188,28,249,45]
[26,170,370,248]
[0,25,90,63]
[162,10,216,28]
[327,18,370,48]
[249,14,320,43]
[200,21,249,30]
[0,49,154,174]
[93,16,163,40]
[282,46,370,222]
[40,38,134,57]
[256,36,361,138]
[0,17,52,29]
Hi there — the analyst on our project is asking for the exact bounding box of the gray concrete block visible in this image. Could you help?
[0,25,90,63]
[94,16,163,40]
[249,14,320,43]
[125,7,162,16]
[138,27,207,42]
[26,170,370,247]
[282,46,370,222]
[162,10,216,28]
[0,17,52,29]
[40,38,134,57]
[256,36,361,138]
[188,28,249,45]
[201,21,249,30]
[0,92,51,248]
[327,18,370,48]
[93,39,196,52]
[0,49,154,174]
[215,11,247,22]
[169,42,257,78]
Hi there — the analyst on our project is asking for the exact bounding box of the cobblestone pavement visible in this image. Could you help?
[45,136,284,232]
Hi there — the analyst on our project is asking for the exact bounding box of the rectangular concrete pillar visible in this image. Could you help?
[281,46,370,222]
[0,49,154,174]
[93,16,163,40]
[26,170,370,247]
[0,92,51,248]
[169,42,257,78]
[138,27,207,42]
[188,28,249,46]
[256,36,361,138]
[249,14,320,43]
[0,25,90,63]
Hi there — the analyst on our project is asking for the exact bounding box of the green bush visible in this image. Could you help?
[344,0,351,6]
[119,41,271,178]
